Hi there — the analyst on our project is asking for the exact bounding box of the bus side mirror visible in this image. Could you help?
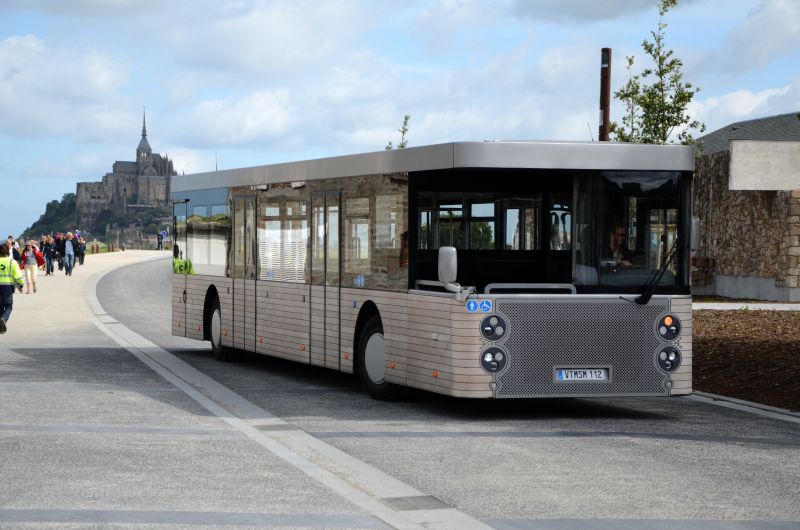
[438,246,457,284]
[691,215,701,257]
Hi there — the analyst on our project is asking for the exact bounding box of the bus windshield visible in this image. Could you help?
[573,170,690,295]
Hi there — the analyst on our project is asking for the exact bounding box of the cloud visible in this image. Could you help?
[718,0,800,73]
[689,76,800,132]
[511,0,660,22]
[182,89,295,148]
[161,1,371,78]
[0,0,168,17]
[0,34,131,140]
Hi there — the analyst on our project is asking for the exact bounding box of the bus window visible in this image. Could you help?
[502,197,541,250]
[438,202,464,248]
[469,202,495,249]
[550,199,572,251]
[573,170,687,293]
[258,199,281,280]
[344,197,370,281]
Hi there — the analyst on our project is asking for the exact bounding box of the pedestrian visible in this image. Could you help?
[41,235,56,275]
[76,237,86,266]
[59,232,77,276]
[54,233,64,271]
[0,243,25,333]
[6,236,21,267]
[20,240,44,293]
[156,231,164,251]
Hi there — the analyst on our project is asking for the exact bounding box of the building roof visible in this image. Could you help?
[698,111,800,155]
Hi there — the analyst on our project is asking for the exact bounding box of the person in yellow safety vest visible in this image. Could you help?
[0,242,25,334]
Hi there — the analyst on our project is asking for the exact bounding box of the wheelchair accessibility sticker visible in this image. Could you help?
[466,300,493,313]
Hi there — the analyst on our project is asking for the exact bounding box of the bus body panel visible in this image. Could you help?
[256,280,311,365]
[668,296,693,395]
[173,274,690,398]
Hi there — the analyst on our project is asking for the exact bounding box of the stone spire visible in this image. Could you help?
[137,106,152,159]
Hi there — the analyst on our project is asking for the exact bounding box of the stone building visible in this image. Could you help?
[693,112,800,301]
[76,113,176,231]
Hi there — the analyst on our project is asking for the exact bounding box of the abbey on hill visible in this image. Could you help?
[76,112,176,232]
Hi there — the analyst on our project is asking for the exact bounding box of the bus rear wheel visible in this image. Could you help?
[357,315,400,401]
[209,298,237,361]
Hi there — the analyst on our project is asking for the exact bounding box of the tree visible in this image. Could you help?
[610,0,705,144]
[385,115,411,150]
[21,193,77,239]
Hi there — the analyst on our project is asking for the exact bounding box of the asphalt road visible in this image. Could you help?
[2,253,799,529]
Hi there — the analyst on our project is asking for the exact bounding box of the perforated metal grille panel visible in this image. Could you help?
[495,298,669,398]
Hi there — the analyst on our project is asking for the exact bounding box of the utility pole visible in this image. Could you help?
[599,47,612,141]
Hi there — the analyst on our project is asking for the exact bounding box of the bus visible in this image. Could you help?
[171,141,693,400]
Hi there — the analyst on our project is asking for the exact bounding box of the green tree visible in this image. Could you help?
[610,0,705,144]
[385,115,411,150]
[21,193,77,239]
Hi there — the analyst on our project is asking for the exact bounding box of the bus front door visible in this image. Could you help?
[172,199,188,338]
[311,191,341,369]
[232,197,257,351]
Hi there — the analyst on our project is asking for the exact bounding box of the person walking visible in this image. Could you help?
[59,232,77,276]
[20,240,44,293]
[53,233,64,271]
[6,236,21,267]
[76,237,86,266]
[41,235,56,276]
[0,243,25,333]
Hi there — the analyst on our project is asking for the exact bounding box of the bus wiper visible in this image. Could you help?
[634,239,679,305]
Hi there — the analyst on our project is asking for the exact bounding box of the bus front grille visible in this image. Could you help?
[495,298,669,398]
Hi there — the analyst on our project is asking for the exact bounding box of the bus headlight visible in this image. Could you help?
[480,347,507,374]
[657,346,681,373]
[480,315,508,341]
[657,314,681,340]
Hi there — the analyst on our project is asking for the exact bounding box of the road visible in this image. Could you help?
[1,252,799,529]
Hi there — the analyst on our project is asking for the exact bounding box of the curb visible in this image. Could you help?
[687,391,800,424]
[692,303,800,311]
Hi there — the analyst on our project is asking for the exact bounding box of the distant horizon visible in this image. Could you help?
[3,0,799,236]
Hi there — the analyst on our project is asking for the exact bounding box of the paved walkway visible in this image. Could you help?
[3,250,164,338]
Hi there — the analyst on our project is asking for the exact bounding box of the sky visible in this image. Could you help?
[2,0,799,237]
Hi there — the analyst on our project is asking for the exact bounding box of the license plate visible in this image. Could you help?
[556,368,608,382]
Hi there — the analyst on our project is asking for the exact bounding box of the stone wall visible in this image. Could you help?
[693,150,800,293]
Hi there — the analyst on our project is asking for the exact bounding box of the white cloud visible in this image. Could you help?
[0,34,131,140]
[690,77,800,132]
[511,0,663,22]
[718,0,800,73]
[185,89,295,147]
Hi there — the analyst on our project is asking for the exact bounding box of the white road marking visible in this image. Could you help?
[84,265,492,530]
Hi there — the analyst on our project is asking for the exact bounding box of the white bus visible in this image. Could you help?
[172,141,693,400]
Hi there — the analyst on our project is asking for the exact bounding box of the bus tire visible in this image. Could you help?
[357,315,400,401]
[209,297,237,362]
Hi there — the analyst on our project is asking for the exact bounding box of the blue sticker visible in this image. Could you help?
[465,300,479,313]
[479,299,493,312]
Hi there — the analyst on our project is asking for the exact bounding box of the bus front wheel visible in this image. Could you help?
[209,298,237,362]
[357,315,399,401]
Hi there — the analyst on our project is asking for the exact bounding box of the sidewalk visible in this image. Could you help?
[3,250,165,340]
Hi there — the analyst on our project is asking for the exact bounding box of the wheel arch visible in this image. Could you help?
[202,285,220,341]
[353,301,381,376]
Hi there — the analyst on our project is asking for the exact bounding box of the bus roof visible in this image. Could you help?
[172,140,694,192]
